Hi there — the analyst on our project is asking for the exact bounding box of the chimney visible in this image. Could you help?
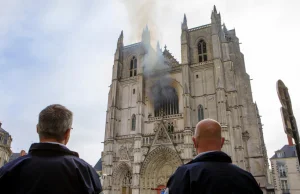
[0,121,2,128]
[287,135,293,146]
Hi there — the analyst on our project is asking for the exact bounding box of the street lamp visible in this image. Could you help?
[277,80,300,164]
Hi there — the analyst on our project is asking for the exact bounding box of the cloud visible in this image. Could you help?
[0,0,129,165]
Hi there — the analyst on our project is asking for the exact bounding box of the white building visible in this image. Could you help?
[102,6,269,194]
[0,122,12,168]
[270,137,300,194]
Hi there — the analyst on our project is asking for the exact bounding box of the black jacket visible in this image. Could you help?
[167,151,262,194]
[0,143,102,194]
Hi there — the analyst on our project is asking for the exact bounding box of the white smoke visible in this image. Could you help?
[122,0,175,113]
[121,0,159,46]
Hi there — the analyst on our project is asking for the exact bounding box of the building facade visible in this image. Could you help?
[0,122,12,168]
[271,138,300,194]
[102,6,269,194]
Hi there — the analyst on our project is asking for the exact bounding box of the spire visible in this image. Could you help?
[142,25,150,45]
[211,5,221,26]
[118,30,123,44]
[156,41,161,52]
[181,14,188,30]
[117,30,123,47]
[213,5,217,14]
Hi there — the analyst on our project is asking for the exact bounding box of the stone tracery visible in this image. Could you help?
[140,146,182,192]
[112,162,133,193]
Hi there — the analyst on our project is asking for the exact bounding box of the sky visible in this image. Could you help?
[0,0,299,166]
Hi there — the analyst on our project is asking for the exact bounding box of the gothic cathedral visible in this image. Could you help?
[102,6,269,194]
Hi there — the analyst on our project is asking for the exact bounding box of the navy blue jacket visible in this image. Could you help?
[167,151,262,194]
[0,143,102,194]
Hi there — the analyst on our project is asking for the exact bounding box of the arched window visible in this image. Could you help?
[197,105,204,121]
[153,85,179,117]
[130,56,137,77]
[131,114,136,131]
[198,40,207,62]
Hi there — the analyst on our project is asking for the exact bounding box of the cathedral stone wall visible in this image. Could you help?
[102,7,270,194]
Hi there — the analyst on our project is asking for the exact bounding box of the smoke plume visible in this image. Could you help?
[122,0,159,46]
[122,0,176,117]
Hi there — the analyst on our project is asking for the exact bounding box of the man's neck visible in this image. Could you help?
[195,150,219,158]
[40,139,66,145]
[197,148,220,153]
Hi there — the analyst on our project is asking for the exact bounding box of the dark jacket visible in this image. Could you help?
[167,151,262,194]
[0,143,102,194]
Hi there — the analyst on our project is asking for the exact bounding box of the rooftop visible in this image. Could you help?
[94,158,102,171]
[123,42,142,49]
[0,123,9,135]
[188,24,211,32]
[9,153,20,162]
[270,145,297,159]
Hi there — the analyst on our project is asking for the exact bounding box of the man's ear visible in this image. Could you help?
[192,136,197,148]
[221,137,225,148]
[36,125,39,134]
[64,128,71,145]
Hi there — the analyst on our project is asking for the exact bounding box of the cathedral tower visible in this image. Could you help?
[102,6,269,194]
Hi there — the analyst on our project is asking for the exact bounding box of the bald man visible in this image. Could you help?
[166,119,262,194]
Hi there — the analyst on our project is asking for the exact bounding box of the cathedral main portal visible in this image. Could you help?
[139,146,182,194]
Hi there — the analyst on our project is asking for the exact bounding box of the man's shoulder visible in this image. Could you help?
[63,155,95,170]
[0,155,30,177]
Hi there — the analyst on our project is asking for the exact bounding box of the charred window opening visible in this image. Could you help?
[130,56,137,77]
[198,40,207,62]
[153,85,179,117]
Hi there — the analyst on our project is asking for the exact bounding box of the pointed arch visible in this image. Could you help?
[129,56,137,77]
[198,40,207,62]
[112,162,132,193]
[140,146,182,191]
[131,114,136,131]
[197,104,204,121]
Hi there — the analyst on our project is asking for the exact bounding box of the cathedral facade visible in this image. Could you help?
[102,6,269,194]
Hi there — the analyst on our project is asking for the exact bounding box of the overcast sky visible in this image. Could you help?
[0,0,299,166]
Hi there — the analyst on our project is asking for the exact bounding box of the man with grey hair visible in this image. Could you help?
[0,104,102,194]
[166,119,262,194]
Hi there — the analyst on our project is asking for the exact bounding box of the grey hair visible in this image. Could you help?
[37,104,73,141]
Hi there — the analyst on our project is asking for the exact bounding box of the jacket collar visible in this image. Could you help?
[29,143,79,157]
[187,151,232,165]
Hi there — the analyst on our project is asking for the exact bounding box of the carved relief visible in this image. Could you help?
[157,176,165,186]
[142,147,149,156]
[119,145,129,160]
[156,129,169,144]
[175,145,184,154]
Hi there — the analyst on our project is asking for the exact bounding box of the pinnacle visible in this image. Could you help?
[213,5,217,13]
[156,41,160,50]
